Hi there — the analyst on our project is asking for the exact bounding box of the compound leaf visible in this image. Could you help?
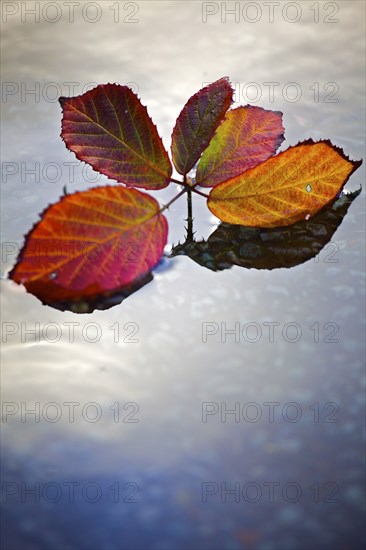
[196,105,284,187]
[9,186,168,304]
[60,84,172,189]
[208,140,362,227]
[171,77,233,175]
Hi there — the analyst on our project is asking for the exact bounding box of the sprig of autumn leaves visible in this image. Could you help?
[10,78,362,307]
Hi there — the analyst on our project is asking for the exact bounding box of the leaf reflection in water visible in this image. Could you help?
[46,271,153,313]
[171,189,361,271]
[10,189,360,312]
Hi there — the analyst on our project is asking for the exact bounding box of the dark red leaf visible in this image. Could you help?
[171,77,233,175]
[60,84,172,189]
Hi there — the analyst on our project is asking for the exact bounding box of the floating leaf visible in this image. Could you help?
[9,186,168,304]
[60,84,172,189]
[196,105,284,187]
[171,189,361,271]
[171,77,233,175]
[208,140,362,227]
[7,78,364,313]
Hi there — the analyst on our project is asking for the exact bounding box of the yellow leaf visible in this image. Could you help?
[208,140,362,227]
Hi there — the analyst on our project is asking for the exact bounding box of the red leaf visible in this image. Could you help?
[9,186,168,303]
[60,84,172,189]
[196,106,285,187]
[171,77,233,175]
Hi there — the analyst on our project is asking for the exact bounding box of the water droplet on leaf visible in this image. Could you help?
[306,184,312,193]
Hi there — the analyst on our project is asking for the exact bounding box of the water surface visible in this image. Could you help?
[1,1,365,549]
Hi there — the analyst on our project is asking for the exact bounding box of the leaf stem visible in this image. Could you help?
[159,177,209,217]
[160,187,188,213]
[168,176,209,198]
[190,186,209,199]
[170,177,185,185]
[186,187,194,241]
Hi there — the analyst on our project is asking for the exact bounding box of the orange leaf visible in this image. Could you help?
[60,84,172,190]
[208,140,362,228]
[9,186,168,303]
